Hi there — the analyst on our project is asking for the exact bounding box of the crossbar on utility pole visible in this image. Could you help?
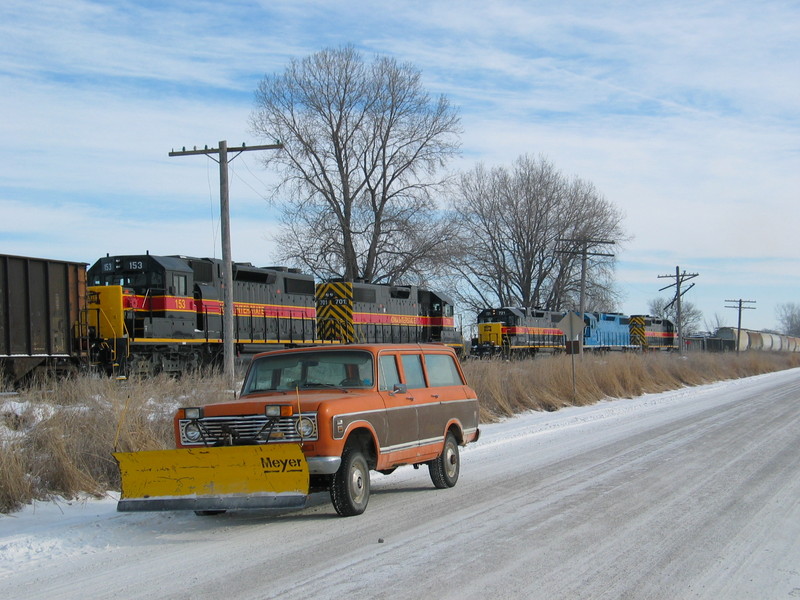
[557,238,615,355]
[724,298,756,354]
[169,141,282,388]
[658,266,698,354]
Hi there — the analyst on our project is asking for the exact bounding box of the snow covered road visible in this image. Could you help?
[2,368,800,599]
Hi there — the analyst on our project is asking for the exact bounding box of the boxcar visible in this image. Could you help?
[0,253,87,382]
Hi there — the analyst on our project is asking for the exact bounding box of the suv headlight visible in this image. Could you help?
[183,422,203,443]
[296,416,315,438]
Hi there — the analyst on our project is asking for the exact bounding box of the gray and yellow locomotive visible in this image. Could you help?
[84,253,463,376]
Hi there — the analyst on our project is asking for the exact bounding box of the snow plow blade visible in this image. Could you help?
[114,444,309,512]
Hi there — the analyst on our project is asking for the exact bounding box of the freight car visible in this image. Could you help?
[0,254,89,383]
[706,327,800,353]
[682,334,735,352]
[472,308,678,357]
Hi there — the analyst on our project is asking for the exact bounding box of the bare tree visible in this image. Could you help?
[776,302,800,336]
[647,297,703,336]
[446,154,625,313]
[249,45,461,283]
[703,312,729,334]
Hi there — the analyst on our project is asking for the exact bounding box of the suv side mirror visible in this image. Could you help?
[390,383,407,395]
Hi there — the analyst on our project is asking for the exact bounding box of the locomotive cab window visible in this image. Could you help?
[172,274,188,296]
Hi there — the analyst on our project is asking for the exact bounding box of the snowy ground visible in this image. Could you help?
[2,368,800,599]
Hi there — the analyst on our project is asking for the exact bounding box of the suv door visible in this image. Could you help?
[396,351,429,457]
[377,352,419,465]
[416,351,473,461]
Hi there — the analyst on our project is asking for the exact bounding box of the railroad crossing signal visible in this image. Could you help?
[557,311,585,341]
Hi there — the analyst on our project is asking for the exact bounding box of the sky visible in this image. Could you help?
[1,0,798,332]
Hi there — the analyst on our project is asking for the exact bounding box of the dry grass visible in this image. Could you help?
[1,351,798,513]
[0,368,234,513]
[463,351,800,423]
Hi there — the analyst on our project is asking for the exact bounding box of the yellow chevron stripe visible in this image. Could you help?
[315,282,355,342]
[630,316,647,347]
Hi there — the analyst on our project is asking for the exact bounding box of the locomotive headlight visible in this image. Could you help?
[296,416,315,438]
[183,422,203,443]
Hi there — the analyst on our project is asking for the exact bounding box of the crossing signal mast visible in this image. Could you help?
[658,266,698,354]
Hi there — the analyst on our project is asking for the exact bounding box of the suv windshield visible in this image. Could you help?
[242,350,374,394]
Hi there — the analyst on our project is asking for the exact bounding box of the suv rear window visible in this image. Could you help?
[425,353,464,387]
[378,355,401,391]
[400,354,426,389]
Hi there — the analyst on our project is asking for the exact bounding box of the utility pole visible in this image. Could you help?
[658,266,698,354]
[724,298,756,354]
[557,238,615,316]
[557,238,615,354]
[169,141,283,388]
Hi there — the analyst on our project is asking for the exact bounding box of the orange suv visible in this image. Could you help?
[175,344,480,516]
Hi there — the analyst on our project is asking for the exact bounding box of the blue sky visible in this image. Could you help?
[2,0,798,332]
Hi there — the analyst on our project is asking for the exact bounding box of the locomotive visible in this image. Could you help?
[85,253,464,376]
[1,252,463,382]
[316,279,461,347]
[86,253,321,375]
[472,308,678,357]
[473,307,566,357]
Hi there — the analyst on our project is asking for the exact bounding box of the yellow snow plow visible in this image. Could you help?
[114,444,309,512]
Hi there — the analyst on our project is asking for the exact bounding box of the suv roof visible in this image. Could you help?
[251,343,456,360]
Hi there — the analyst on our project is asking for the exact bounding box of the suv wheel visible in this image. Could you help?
[429,431,460,489]
[330,445,370,516]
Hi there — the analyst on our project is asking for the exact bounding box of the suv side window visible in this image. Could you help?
[378,355,401,391]
[424,353,464,387]
[400,354,426,389]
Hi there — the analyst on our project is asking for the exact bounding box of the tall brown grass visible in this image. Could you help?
[0,368,234,513]
[1,352,798,513]
[463,351,800,423]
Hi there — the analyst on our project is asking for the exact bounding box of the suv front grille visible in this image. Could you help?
[179,413,318,446]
